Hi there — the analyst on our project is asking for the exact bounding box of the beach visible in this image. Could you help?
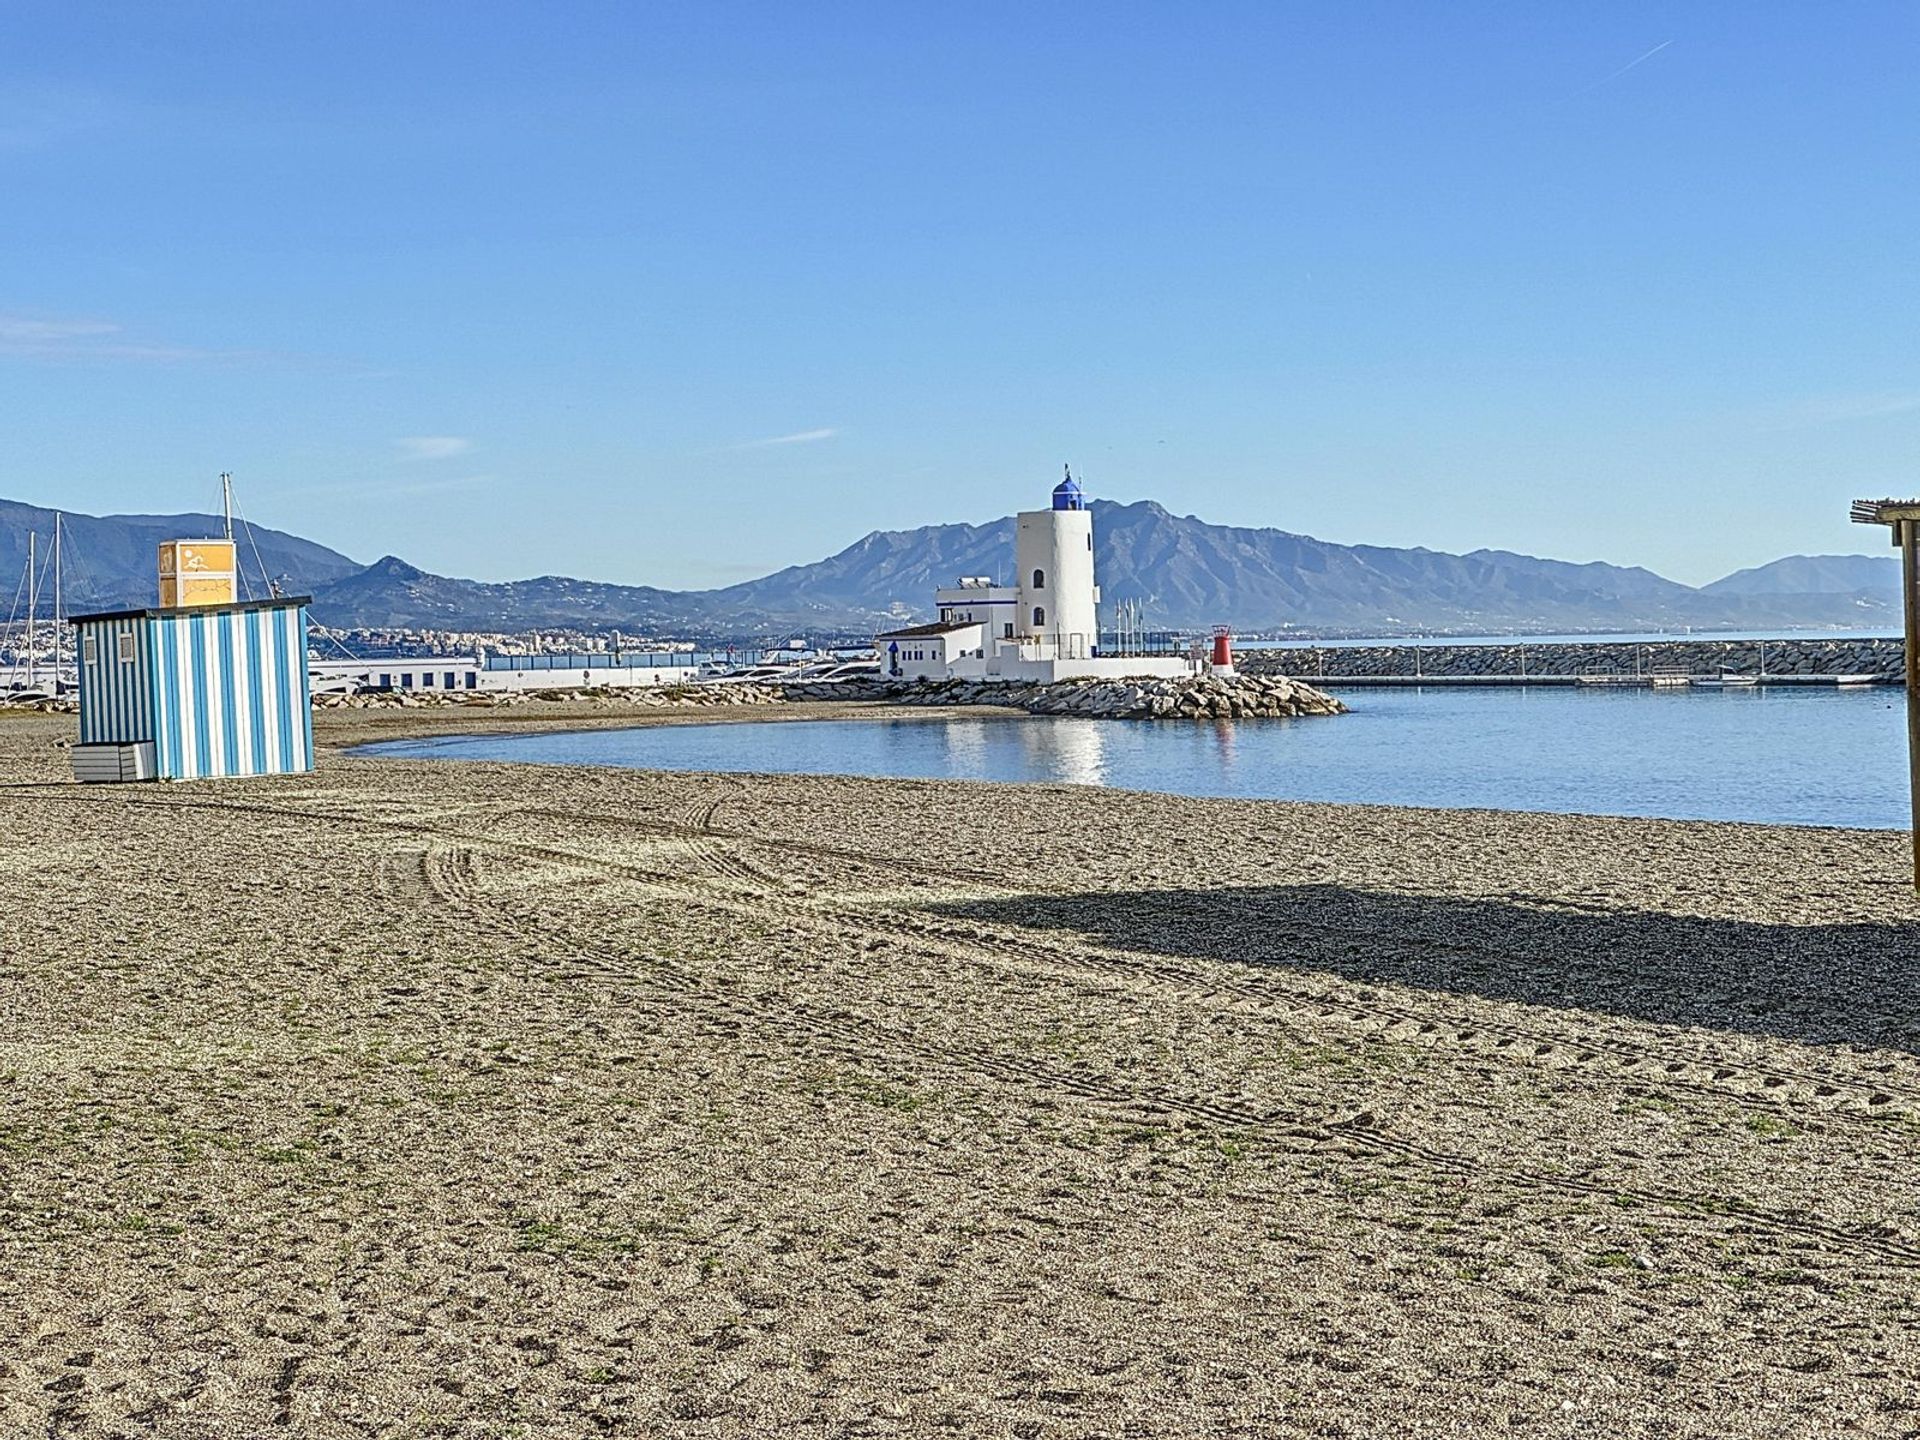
[5,700,1920,1437]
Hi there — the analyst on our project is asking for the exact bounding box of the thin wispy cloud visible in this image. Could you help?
[1800,392,1920,424]
[733,427,839,449]
[0,312,237,363]
[1567,38,1674,100]
[0,317,118,343]
[394,435,472,461]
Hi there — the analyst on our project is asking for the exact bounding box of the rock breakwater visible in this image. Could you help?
[312,674,1346,721]
[313,683,790,710]
[0,695,78,714]
[1242,636,1902,681]
[783,673,1345,720]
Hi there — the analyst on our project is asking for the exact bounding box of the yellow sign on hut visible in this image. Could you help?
[157,539,237,608]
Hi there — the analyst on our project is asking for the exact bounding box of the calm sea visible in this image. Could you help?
[358,685,1912,830]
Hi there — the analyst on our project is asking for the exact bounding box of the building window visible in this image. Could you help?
[422,673,434,688]
[401,673,413,688]
[1032,568,1045,589]
[116,633,135,664]
[1004,623,1014,639]
[445,672,456,689]
[1033,607,1046,626]
[379,673,392,688]
[84,635,98,666]
[465,673,478,690]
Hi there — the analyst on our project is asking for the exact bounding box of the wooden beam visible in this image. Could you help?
[1905,519,1920,893]
[1853,499,1920,527]
[1853,499,1920,889]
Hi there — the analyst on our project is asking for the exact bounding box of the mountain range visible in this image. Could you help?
[1,496,1901,639]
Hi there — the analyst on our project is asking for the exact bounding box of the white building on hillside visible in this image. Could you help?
[877,472,1195,683]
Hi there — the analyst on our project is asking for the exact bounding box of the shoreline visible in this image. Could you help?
[312,695,1032,755]
[326,697,1911,836]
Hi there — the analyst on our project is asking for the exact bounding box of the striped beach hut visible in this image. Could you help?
[70,597,314,782]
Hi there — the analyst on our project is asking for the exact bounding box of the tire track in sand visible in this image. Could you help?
[407,832,1920,1269]
[25,788,1920,1264]
[37,787,1920,1120]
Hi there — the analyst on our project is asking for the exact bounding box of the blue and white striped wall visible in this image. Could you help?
[73,599,314,781]
[75,614,156,746]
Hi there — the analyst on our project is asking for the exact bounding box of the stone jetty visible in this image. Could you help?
[311,683,791,711]
[0,694,78,714]
[782,673,1346,720]
[305,674,1345,720]
[1242,636,1902,682]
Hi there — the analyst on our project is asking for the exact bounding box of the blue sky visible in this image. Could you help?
[3,2,1915,589]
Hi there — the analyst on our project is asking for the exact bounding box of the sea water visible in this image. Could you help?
[357,685,1911,829]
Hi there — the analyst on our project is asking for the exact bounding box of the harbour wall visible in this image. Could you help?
[1239,637,1904,683]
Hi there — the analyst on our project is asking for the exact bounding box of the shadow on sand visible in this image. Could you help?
[923,884,1920,1053]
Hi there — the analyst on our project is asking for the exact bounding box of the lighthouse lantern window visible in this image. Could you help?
[1032,568,1045,589]
[1033,607,1045,626]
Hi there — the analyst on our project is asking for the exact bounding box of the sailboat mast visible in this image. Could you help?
[52,513,62,684]
[221,472,234,542]
[24,531,36,691]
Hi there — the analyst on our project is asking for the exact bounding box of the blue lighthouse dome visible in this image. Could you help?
[1052,467,1086,511]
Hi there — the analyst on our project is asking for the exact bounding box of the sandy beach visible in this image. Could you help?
[5,699,1920,1437]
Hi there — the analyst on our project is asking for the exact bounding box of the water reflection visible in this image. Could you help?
[931,718,998,781]
[903,714,1108,787]
[1204,718,1238,785]
[1021,718,1108,787]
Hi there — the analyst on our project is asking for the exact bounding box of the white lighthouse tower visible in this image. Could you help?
[875,468,1195,683]
[1014,467,1099,660]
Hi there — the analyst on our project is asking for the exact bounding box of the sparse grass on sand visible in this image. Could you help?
[4,700,1920,1438]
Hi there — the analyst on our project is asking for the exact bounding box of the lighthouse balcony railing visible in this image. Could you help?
[1096,629,1193,659]
[1006,633,1098,661]
[1001,631,1194,662]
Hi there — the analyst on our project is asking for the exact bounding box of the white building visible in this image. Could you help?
[877,472,1195,683]
[308,652,705,695]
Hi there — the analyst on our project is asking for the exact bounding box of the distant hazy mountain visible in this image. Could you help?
[2,496,1899,638]
[309,555,698,632]
[701,515,1019,625]
[1061,501,1706,631]
[1700,553,1901,597]
[699,500,1895,633]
